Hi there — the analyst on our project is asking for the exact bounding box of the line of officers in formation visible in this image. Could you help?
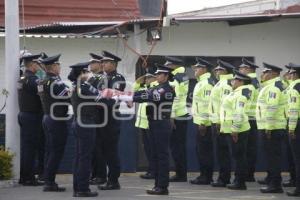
[17,49,300,197]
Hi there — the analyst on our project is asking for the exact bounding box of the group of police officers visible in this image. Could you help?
[17,50,300,197]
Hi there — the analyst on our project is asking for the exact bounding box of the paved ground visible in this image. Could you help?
[0,173,298,200]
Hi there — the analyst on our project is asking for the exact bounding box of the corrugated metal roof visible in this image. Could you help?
[0,33,125,39]
[0,0,141,27]
[171,12,300,25]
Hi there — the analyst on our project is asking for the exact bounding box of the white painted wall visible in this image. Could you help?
[140,18,300,68]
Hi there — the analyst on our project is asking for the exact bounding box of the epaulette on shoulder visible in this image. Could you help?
[208,78,215,86]
[251,78,260,89]
[274,81,284,91]
[174,73,188,83]
[242,88,251,100]
[293,82,300,94]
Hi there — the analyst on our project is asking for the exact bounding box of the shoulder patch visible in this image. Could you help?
[208,78,215,86]
[242,88,251,100]
[293,83,300,94]
[274,81,284,91]
[251,78,260,89]
[174,73,188,83]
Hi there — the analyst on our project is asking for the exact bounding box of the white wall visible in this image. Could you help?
[140,18,300,67]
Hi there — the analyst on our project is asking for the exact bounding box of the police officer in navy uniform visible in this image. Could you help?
[88,53,108,185]
[38,54,70,192]
[114,64,175,195]
[18,53,44,186]
[69,62,104,197]
[98,51,126,190]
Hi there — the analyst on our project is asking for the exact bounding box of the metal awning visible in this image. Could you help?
[171,12,300,26]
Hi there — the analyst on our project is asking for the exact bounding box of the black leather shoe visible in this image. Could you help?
[43,184,66,192]
[90,178,107,185]
[140,173,155,179]
[287,189,300,197]
[190,176,211,185]
[260,186,283,193]
[283,180,296,187]
[245,176,256,182]
[21,180,44,186]
[211,180,228,187]
[146,187,169,195]
[257,179,268,185]
[73,191,98,197]
[98,182,120,190]
[169,175,187,182]
[227,182,247,190]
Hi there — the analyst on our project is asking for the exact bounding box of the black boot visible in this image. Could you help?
[169,175,187,182]
[260,185,283,193]
[283,179,296,187]
[43,183,66,192]
[227,181,247,190]
[211,179,229,187]
[190,175,211,185]
[146,187,169,195]
[287,189,300,197]
[140,172,155,180]
[73,190,98,197]
[98,181,120,190]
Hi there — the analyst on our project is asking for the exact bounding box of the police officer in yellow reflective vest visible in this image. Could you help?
[286,63,300,197]
[164,56,190,182]
[225,70,252,190]
[133,70,158,179]
[190,58,215,185]
[210,59,234,187]
[256,63,287,194]
[237,58,260,182]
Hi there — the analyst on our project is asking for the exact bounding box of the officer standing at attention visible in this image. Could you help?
[18,53,44,186]
[88,53,108,185]
[98,51,126,190]
[69,62,104,197]
[224,70,252,190]
[133,69,157,180]
[190,58,215,185]
[210,59,234,187]
[256,63,286,193]
[112,64,175,195]
[286,63,300,196]
[38,54,70,192]
[164,56,189,182]
[237,58,260,182]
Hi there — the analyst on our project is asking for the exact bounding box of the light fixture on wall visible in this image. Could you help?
[147,27,161,42]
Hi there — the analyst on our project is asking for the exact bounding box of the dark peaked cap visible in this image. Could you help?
[263,62,282,72]
[215,59,235,72]
[69,62,90,70]
[193,57,214,68]
[89,53,103,62]
[154,63,172,74]
[101,51,121,62]
[21,53,41,62]
[41,54,61,65]
[287,63,300,73]
[164,56,184,66]
[239,58,259,69]
[233,70,252,81]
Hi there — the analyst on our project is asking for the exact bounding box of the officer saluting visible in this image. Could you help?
[98,51,125,190]
[190,58,215,185]
[113,64,175,195]
[18,53,44,186]
[69,62,103,197]
[38,54,70,192]
[256,63,286,193]
[237,58,260,182]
